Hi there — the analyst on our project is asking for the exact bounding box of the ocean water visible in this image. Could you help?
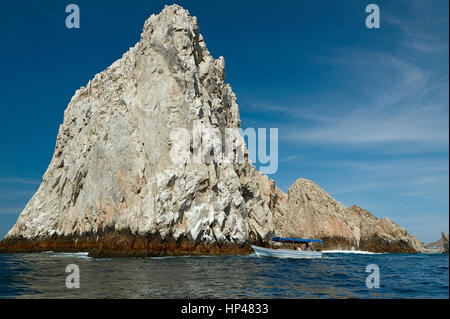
[0,251,448,298]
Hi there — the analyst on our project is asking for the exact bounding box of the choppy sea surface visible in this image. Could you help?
[0,251,448,298]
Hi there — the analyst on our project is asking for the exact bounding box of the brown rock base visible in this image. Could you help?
[0,229,422,256]
[0,229,254,258]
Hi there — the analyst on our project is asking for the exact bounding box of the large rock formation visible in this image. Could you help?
[0,5,273,257]
[0,4,423,256]
[255,175,424,253]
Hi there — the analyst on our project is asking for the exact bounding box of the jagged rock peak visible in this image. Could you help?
[288,178,347,211]
[1,4,273,256]
[265,177,424,253]
[139,4,226,77]
[348,205,377,220]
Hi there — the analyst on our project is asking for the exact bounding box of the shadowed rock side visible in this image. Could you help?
[255,174,424,253]
[0,5,273,257]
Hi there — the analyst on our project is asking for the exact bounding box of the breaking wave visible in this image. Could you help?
[40,251,92,259]
[322,249,382,255]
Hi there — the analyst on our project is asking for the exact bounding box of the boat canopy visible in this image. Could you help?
[271,237,323,244]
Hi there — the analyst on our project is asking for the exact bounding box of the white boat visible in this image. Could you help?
[252,237,323,259]
[252,245,323,259]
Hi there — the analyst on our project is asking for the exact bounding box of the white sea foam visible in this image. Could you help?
[148,254,220,260]
[41,251,92,259]
[148,255,194,260]
[322,249,382,255]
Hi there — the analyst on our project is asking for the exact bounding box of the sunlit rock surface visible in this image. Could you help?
[0,5,273,257]
[255,175,424,253]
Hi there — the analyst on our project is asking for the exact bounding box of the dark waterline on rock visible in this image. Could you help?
[0,252,448,298]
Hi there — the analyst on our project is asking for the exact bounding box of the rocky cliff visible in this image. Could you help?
[0,5,273,257]
[0,5,423,256]
[255,174,424,253]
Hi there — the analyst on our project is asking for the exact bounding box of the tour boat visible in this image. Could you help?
[252,237,323,259]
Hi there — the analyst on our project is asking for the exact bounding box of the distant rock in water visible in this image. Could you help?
[425,232,449,253]
[0,4,423,257]
[255,174,424,253]
[443,232,449,253]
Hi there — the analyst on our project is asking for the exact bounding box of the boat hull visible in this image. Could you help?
[251,245,322,259]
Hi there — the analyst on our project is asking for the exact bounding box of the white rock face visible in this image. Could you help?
[5,5,273,247]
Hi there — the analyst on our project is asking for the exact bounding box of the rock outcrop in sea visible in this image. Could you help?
[424,232,449,253]
[0,5,424,256]
[255,173,424,253]
[443,232,449,253]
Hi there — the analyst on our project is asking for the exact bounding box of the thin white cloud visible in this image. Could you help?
[0,190,36,196]
[305,158,449,173]
[0,207,23,215]
[283,105,448,146]
[0,177,40,185]
[384,13,449,55]
[279,48,448,148]
[329,182,385,195]
[244,47,448,151]
[278,154,304,163]
[414,176,444,185]
[402,191,430,197]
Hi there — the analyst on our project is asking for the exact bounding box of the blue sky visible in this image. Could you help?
[0,0,448,242]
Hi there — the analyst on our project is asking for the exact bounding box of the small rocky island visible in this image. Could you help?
[0,5,424,257]
[424,232,449,253]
